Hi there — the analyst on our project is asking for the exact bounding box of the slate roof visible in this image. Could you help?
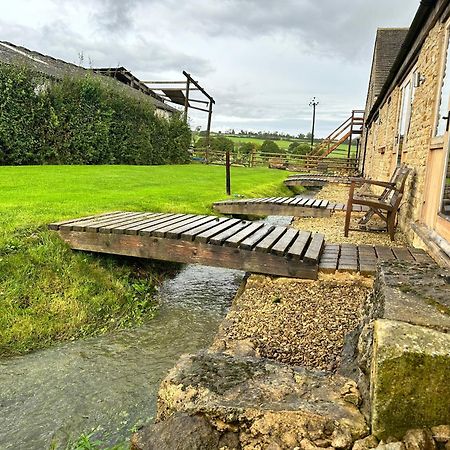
[364,28,409,115]
[0,41,177,113]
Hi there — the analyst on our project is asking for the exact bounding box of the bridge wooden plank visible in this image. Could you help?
[48,211,121,230]
[98,213,161,233]
[59,211,128,231]
[409,248,435,263]
[181,217,228,241]
[110,213,166,234]
[375,246,395,261]
[391,247,415,262]
[124,214,177,235]
[270,228,299,256]
[165,216,218,239]
[304,198,315,207]
[303,233,325,263]
[239,225,274,250]
[152,215,201,238]
[69,212,140,232]
[209,221,252,245]
[287,231,311,259]
[194,218,242,243]
[224,222,265,247]
[85,213,147,232]
[255,226,287,253]
[139,214,189,236]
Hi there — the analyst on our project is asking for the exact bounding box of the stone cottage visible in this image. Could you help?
[361,0,450,265]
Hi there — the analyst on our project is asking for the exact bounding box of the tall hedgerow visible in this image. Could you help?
[0,62,191,165]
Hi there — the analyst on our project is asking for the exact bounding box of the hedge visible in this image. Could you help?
[0,63,191,165]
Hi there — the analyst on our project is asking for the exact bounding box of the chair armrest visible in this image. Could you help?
[358,180,395,189]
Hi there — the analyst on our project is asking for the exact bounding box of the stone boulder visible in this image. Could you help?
[371,320,450,439]
[150,351,368,449]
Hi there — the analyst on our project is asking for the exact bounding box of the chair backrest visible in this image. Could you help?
[389,166,411,209]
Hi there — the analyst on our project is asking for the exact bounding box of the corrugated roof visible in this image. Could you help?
[0,41,177,113]
[364,28,409,115]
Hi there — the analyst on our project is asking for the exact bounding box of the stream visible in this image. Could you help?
[0,216,291,450]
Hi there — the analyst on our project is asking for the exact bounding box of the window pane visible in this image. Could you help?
[436,34,450,136]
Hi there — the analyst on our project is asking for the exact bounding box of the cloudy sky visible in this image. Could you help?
[1,0,418,136]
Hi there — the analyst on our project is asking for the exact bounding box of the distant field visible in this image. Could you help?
[204,134,357,157]
[224,136,305,149]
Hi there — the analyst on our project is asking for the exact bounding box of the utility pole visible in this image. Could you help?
[309,97,319,151]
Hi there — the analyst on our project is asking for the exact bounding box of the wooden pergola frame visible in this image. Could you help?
[142,71,215,157]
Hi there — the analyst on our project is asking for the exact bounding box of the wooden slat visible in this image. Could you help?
[391,247,415,262]
[181,217,229,241]
[303,233,325,263]
[85,212,147,232]
[409,248,435,264]
[124,214,177,235]
[98,213,160,233]
[194,218,242,243]
[209,221,252,245]
[110,213,167,234]
[224,222,265,247]
[287,231,311,259]
[139,214,189,236]
[240,225,274,250]
[375,246,395,261]
[255,226,287,253]
[270,228,299,256]
[69,212,140,232]
[165,216,218,239]
[152,215,201,238]
[48,211,121,230]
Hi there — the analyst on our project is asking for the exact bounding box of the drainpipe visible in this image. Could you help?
[361,125,369,176]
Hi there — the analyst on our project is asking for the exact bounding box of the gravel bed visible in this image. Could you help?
[315,183,352,204]
[293,211,408,246]
[215,275,372,371]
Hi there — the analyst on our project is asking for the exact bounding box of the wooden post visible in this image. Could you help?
[183,78,190,122]
[206,101,213,164]
[226,149,231,195]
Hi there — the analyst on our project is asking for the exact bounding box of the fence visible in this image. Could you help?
[192,148,360,175]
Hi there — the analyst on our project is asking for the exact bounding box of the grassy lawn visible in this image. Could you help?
[224,136,302,149]
[0,164,292,356]
[326,144,357,158]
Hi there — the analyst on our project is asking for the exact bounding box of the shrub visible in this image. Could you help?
[260,140,282,154]
[239,142,257,154]
[195,136,234,153]
[289,143,311,155]
[0,62,191,165]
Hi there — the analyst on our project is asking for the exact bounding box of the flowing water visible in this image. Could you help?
[0,216,291,450]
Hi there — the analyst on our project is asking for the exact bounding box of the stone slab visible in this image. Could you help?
[375,261,450,333]
[153,351,368,449]
[371,319,450,439]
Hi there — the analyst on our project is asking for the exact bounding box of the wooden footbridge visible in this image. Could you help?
[49,211,433,280]
[213,196,369,218]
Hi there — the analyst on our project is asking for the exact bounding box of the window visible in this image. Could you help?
[395,71,416,165]
[435,29,450,136]
[440,148,450,218]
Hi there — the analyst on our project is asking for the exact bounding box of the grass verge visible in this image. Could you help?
[0,164,291,356]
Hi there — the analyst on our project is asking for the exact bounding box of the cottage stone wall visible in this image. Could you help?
[363,20,446,243]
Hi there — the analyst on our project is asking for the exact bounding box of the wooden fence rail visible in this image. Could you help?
[192,148,360,175]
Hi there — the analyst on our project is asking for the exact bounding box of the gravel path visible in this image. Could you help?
[213,275,372,372]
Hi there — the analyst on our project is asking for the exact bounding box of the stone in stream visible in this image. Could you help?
[132,350,368,449]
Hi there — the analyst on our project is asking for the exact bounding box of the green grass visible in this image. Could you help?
[217,135,306,149]
[326,144,357,158]
[0,164,291,356]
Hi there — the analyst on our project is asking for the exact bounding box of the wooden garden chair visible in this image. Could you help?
[344,165,411,241]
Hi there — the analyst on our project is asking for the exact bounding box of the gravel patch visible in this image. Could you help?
[293,211,409,246]
[214,275,372,372]
[315,183,352,204]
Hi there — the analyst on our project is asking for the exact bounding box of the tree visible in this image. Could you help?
[260,140,281,154]
[239,142,256,155]
[289,143,311,155]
